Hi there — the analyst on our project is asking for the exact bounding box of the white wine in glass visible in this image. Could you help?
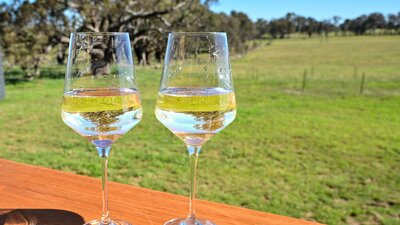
[156,32,236,225]
[62,32,142,225]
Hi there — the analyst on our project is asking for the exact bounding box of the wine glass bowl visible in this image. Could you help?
[155,86,236,146]
[155,32,236,225]
[62,32,141,225]
[156,32,236,146]
[62,33,142,148]
[62,87,142,146]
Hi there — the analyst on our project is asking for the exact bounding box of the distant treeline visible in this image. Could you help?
[0,0,399,79]
[254,12,400,39]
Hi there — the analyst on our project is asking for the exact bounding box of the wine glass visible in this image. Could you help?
[155,32,236,225]
[62,32,142,225]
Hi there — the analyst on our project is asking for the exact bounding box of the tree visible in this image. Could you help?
[255,18,269,39]
[66,0,193,65]
[363,13,386,33]
[332,16,342,35]
[339,12,388,35]
[321,19,335,37]
[388,12,400,32]
[268,19,283,39]
[199,9,258,53]
[0,0,72,79]
[229,11,256,52]
[293,15,307,33]
[0,0,199,77]
[284,12,296,35]
[302,17,318,37]
[346,15,368,35]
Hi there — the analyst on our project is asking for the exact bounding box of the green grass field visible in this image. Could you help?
[1,36,399,225]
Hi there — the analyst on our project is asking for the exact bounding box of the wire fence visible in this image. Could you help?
[237,67,400,96]
[4,64,400,96]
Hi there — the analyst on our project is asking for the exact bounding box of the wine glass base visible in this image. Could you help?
[84,219,131,225]
[164,218,215,225]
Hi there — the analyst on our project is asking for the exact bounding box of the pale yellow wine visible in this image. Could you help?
[62,88,142,145]
[155,87,236,146]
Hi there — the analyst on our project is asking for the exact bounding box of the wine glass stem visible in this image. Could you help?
[98,147,111,224]
[187,145,201,219]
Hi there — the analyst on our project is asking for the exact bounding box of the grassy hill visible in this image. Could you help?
[0,36,399,224]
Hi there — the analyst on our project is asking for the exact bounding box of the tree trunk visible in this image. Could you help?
[145,51,151,65]
[0,48,5,100]
[57,44,66,65]
[140,51,147,66]
[155,50,163,63]
[90,39,113,76]
[134,44,150,66]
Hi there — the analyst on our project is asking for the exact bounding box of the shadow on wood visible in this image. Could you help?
[0,209,85,225]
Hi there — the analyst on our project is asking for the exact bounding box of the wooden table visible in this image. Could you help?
[0,159,323,225]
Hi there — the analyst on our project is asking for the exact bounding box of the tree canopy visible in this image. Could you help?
[0,1,399,78]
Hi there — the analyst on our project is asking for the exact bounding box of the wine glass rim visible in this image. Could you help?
[169,32,227,36]
[72,32,129,36]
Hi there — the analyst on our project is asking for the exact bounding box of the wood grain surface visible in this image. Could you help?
[0,159,323,225]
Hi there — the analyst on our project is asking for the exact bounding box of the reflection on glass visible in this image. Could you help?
[62,32,141,225]
[155,32,236,225]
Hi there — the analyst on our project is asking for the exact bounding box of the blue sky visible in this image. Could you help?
[210,0,400,21]
[1,0,399,22]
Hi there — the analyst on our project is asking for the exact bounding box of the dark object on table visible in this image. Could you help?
[0,209,85,225]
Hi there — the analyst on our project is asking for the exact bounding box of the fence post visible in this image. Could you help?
[253,68,258,83]
[302,69,307,92]
[353,66,358,78]
[0,48,5,100]
[359,72,366,95]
